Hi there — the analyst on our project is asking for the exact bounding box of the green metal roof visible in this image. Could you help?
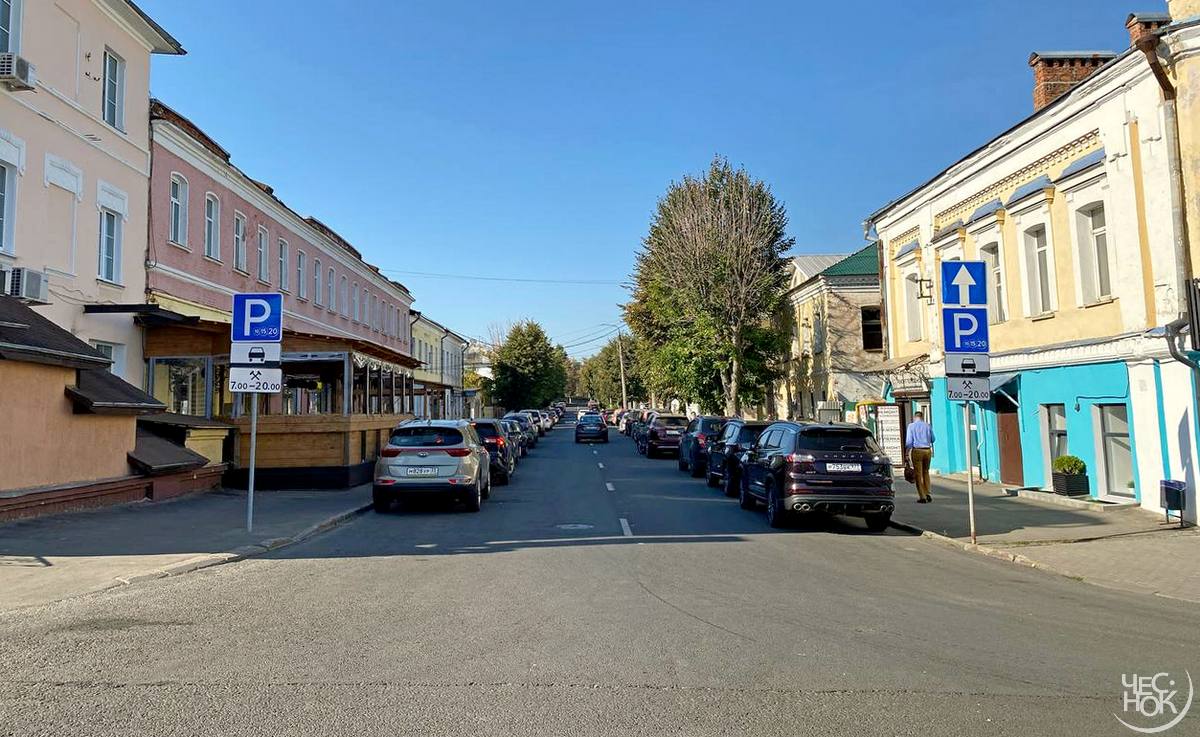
[819,243,880,278]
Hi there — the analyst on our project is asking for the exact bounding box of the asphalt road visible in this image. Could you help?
[1,414,1196,736]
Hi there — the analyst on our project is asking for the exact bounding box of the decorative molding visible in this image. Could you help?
[0,128,26,173]
[933,131,1101,227]
[44,153,84,200]
[96,179,129,220]
[887,226,920,257]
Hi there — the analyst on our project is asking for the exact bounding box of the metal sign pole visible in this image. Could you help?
[247,397,258,532]
[964,400,977,544]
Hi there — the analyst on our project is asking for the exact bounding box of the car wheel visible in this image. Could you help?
[737,473,755,509]
[725,468,740,498]
[372,488,391,513]
[496,467,510,486]
[677,453,688,472]
[689,454,704,478]
[706,466,719,488]
[765,481,787,529]
[864,512,891,533]
[465,478,483,512]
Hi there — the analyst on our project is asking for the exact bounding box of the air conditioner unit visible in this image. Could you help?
[5,267,50,304]
[0,53,37,91]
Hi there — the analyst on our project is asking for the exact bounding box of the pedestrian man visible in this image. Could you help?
[905,411,935,503]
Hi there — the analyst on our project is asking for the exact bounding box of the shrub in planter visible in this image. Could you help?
[1051,455,1089,496]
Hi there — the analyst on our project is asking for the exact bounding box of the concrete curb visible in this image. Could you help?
[890,519,1066,577]
[108,501,373,591]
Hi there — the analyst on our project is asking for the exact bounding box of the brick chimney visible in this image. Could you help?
[1028,51,1118,111]
[1126,12,1171,47]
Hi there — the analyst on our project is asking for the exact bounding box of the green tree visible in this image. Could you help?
[489,321,566,410]
[627,156,793,415]
[578,334,643,407]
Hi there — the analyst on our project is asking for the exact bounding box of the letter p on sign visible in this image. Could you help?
[231,293,283,342]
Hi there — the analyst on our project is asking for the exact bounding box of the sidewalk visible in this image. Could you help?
[0,485,372,612]
[893,474,1200,603]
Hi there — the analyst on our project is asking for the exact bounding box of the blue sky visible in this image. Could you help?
[140,0,1151,357]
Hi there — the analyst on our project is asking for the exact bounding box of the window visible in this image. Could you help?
[0,161,8,254]
[386,305,393,337]
[1024,225,1054,315]
[860,306,883,351]
[980,242,1006,324]
[169,175,188,245]
[97,208,122,282]
[1099,404,1133,497]
[297,251,307,298]
[327,267,336,311]
[340,276,348,316]
[233,213,247,271]
[904,274,923,341]
[370,294,377,330]
[1077,203,1112,303]
[278,240,289,290]
[91,341,125,377]
[362,288,369,323]
[102,50,125,130]
[1046,404,1068,461]
[203,194,220,259]
[257,227,269,282]
[313,259,323,305]
[352,282,360,321]
[0,0,18,53]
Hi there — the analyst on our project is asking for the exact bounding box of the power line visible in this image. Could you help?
[378,268,623,286]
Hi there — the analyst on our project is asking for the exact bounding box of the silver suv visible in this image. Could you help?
[373,419,490,513]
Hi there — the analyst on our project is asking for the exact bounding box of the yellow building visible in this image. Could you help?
[410,311,468,419]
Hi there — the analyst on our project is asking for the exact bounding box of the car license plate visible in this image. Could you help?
[666,430,680,436]
[825,462,861,473]
[406,467,437,477]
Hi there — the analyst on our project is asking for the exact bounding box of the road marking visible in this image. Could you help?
[597,462,605,469]
[619,518,633,537]
[592,450,598,455]
[605,482,615,492]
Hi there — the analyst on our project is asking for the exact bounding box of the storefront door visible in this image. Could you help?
[997,396,1024,486]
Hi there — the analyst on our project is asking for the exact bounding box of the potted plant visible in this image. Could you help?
[1051,455,1089,496]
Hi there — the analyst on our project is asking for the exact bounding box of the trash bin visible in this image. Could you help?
[1161,480,1187,512]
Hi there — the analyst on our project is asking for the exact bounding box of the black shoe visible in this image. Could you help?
[917,498,928,504]
[926,495,933,502]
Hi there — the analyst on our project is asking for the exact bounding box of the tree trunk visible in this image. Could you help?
[728,352,741,417]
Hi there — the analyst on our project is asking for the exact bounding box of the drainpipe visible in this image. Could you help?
[1164,317,1198,370]
[1137,35,1193,313]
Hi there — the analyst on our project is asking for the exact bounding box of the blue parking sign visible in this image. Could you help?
[231,293,283,342]
[941,261,988,307]
[941,307,989,353]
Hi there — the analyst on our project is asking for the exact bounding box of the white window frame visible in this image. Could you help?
[0,0,25,55]
[95,180,127,285]
[97,207,122,283]
[352,282,360,321]
[278,239,289,291]
[232,212,247,272]
[256,226,269,283]
[1012,202,1059,317]
[340,275,348,316]
[44,153,83,275]
[91,340,126,377]
[168,173,188,247]
[203,193,220,260]
[895,251,924,343]
[362,288,369,324]
[102,49,126,131]
[313,258,323,306]
[978,240,1006,324]
[1063,173,1115,308]
[297,250,307,299]
[327,266,336,312]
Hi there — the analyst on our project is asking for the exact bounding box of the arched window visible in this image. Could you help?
[327,267,336,311]
[203,194,220,259]
[313,259,323,305]
[169,174,188,245]
[352,282,360,321]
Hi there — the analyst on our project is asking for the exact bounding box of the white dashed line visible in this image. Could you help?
[605,482,615,492]
[597,462,605,469]
[592,450,598,455]
[619,518,633,537]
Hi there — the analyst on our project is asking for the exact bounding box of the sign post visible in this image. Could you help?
[230,293,284,532]
[941,261,991,545]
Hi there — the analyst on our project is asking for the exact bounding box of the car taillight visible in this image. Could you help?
[496,437,506,448]
[381,446,400,457]
[445,448,472,457]
[696,433,707,447]
[786,453,817,473]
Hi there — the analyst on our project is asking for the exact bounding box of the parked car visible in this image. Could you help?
[578,410,601,426]
[504,413,538,448]
[500,418,527,459]
[637,414,687,458]
[678,416,726,477]
[705,419,769,497]
[630,409,657,444]
[737,422,895,531]
[471,419,517,485]
[373,420,490,513]
[575,413,609,443]
[519,410,546,436]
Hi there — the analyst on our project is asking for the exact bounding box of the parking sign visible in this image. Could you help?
[941,307,990,353]
[230,293,283,394]
[231,293,283,342]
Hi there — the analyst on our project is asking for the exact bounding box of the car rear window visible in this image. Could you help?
[700,418,724,432]
[738,426,766,443]
[390,427,464,446]
[796,427,881,453]
[471,422,500,438]
[656,417,687,427]
[580,415,604,425]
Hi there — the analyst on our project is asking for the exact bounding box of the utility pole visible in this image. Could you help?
[617,331,628,409]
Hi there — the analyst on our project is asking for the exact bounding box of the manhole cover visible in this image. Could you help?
[555,523,594,530]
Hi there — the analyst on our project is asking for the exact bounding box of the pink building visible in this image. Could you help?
[146,100,419,488]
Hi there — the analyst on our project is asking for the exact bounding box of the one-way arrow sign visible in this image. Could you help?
[941,261,987,307]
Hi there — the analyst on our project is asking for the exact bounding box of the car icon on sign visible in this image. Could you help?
[248,347,266,363]
[960,357,976,374]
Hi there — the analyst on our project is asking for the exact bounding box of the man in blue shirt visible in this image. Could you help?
[905,412,935,503]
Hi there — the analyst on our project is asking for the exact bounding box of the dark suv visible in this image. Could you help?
[705,419,769,497]
[678,416,726,477]
[638,414,688,457]
[737,422,895,531]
